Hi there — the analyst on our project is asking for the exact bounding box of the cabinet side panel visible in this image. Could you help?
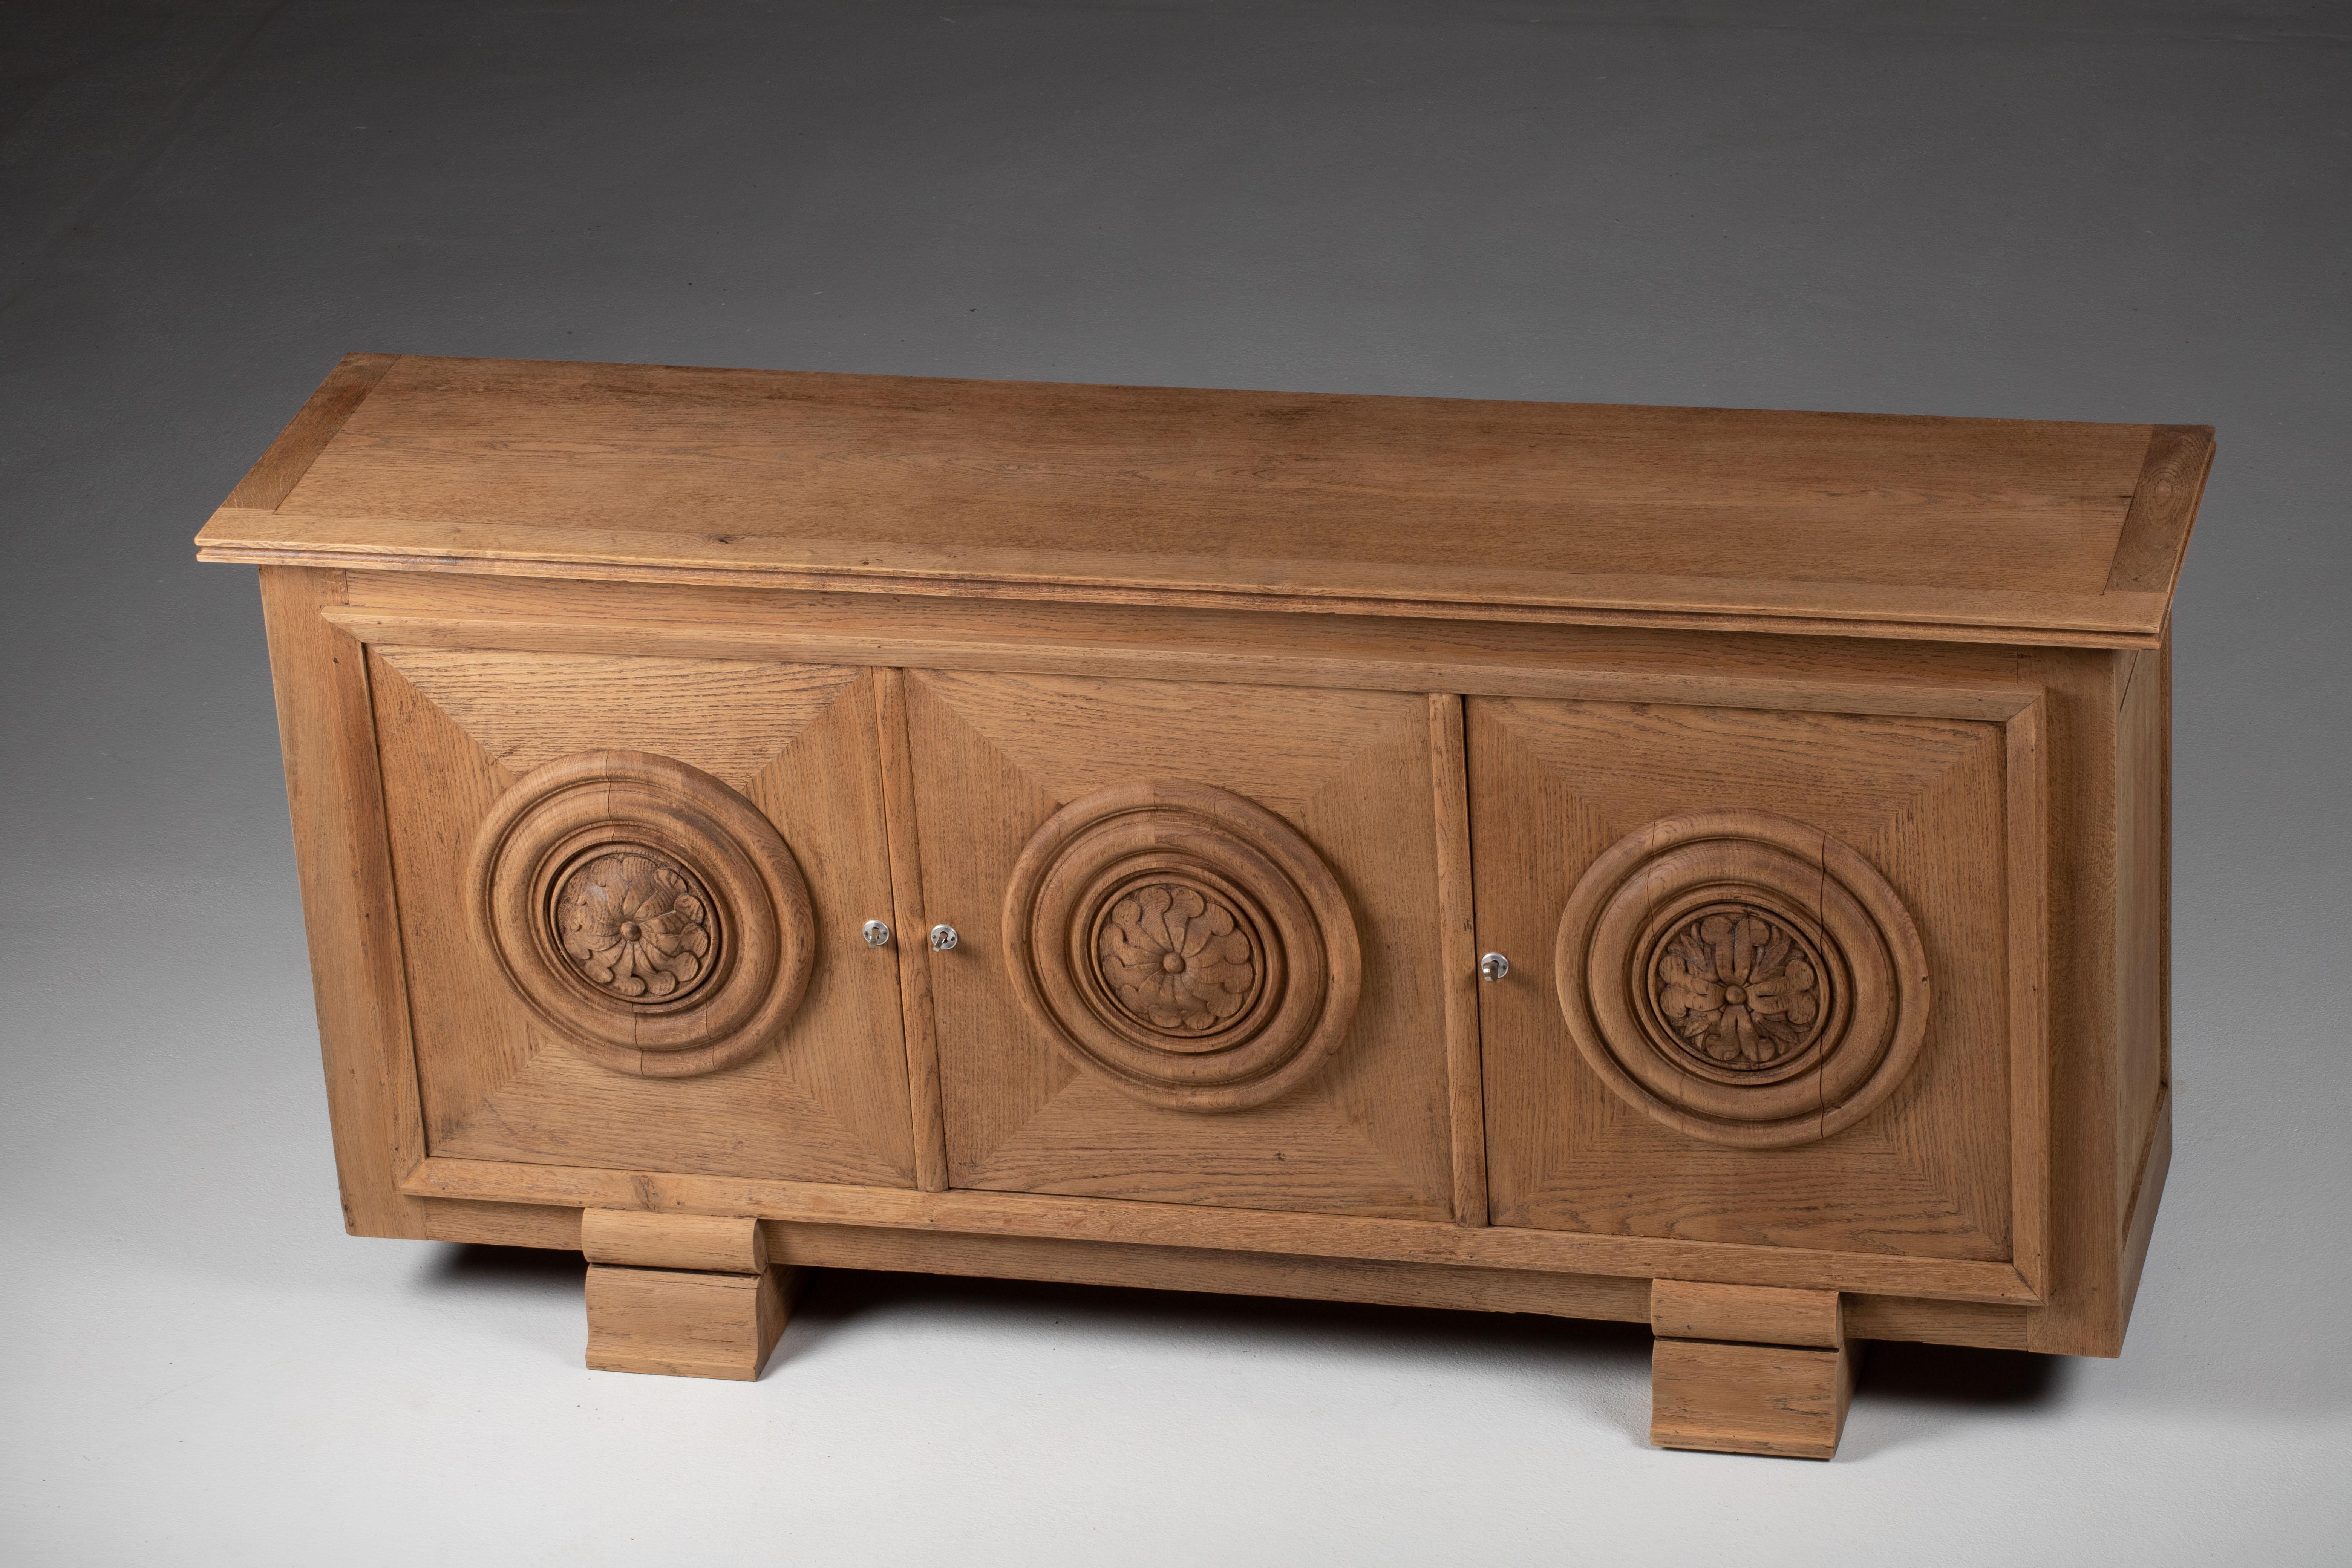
[2025,650,2124,1354]
[2116,639,2171,1240]
[258,566,429,1237]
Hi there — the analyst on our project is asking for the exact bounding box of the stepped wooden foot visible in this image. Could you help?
[1648,1280,1860,1460]
[580,1210,789,1381]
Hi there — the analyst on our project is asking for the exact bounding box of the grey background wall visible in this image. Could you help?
[3,2,2346,1562]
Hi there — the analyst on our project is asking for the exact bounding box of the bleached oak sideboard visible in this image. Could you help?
[197,355,2208,1458]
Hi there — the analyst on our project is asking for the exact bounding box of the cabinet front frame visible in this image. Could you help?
[269,566,2114,1347]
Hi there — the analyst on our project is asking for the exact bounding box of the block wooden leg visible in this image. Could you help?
[1648,1280,1859,1459]
[585,1264,788,1380]
[580,1210,786,1381]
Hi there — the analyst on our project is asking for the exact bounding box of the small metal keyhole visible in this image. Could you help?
[863,919,892,948]
[1479,952,1511,982]
[929,923,959,952]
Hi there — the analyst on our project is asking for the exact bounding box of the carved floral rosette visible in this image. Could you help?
[1002,780,1362,1112]
[1554,810,1930,1148]
[466,750,815,1078]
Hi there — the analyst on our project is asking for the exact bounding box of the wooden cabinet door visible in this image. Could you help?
[369,646,919,1187]
[903,670,1457,1219]
[1469,697,2045,1276]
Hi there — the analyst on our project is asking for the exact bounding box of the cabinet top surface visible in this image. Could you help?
[195,354,2210,647]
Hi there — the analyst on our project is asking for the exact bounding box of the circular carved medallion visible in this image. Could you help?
[1003,780,1360,1112]
[554,850,720,1004]
[467,750,815,1078]
[1648,904,1827,1072]
[1554,810,1929,1148]
[1095,881,1262,1035]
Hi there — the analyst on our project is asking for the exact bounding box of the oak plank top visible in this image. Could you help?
[196,354,2211,647]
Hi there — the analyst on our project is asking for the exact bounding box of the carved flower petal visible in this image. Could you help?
[1661,980,1724,1018]
[1121,887,1166,949]
[1145,889,1187,953]
[1729,1006,1765,1062]
[1199,986,1247,1020]
[1101,930,1156,974]
[1183,901,1235,957]
[1102,957,1163,992]
[1192,958,1251,991]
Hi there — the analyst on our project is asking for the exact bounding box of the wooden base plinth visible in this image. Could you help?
[1650,1338,1858,1459]
[584,1263,788,1381]
[1649,1280,1859,1459]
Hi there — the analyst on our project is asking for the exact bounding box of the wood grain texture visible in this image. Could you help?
[195,356,2190,646]
[1651,1280,1843,1349]
[2027,650,2127,1355]
[907,669,1455,1219]
[206,366,2202,1386]
[1651,1338,1857,1460]
[768,1223,1653,1321]
[366,647,918,1187]
[1843,1292,2026,1351]
[998,778,1364,1113]
[2116,1084,2173,1331]
[2115,642,2170,1235]
[1473,697,2024,1268]
[465,747,816,1078]
[2105,426,2216,595]
[2004,697,2053,1299]
[258,567,428,1238]
[584,1264,787,1380]
[409,1191,2032,1347]
[1429,694,1488,1227]
[401,1156,2041,1303]
[875,668,952,1191]
[582,1209,767,1274]
[352,571,2139,1351]
[417,1197,580,1250]
[325,573,2058,717]
[224,354,395,511]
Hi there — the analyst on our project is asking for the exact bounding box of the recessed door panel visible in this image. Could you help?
[370,645,917,1187]
[1471,697,2024,1262]
[907,670,1454,1219]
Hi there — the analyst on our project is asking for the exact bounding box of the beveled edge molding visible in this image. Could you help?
[398,1155,2046,1306]
[209,512,2173,648]
[465,749,816,1077]
[320,605,2053,717]
[1556,809,1931,1150]
[220,354,397,513]
[1001,779,1362,1112]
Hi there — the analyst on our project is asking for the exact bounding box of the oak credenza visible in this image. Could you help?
[197,355,2207,1458]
